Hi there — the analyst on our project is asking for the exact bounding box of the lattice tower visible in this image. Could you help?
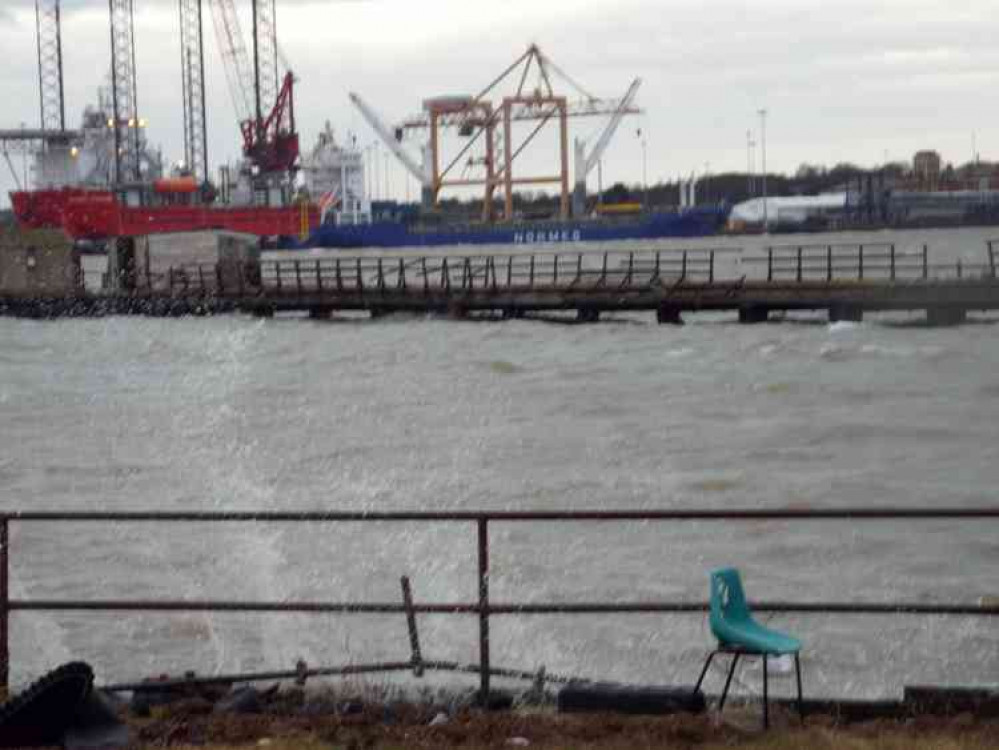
[179,0,208,180]
[109,0,140,182]
[35,0,66,131]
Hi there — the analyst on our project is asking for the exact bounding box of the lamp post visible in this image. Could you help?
[384,152,390,203]
[746,129,755,197]
[758,109,768,230]
[364,143,378,200]
[639,128,648,212]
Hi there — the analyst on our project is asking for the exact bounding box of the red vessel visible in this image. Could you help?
[10,187,107,230]
[61,193,318,240]
[10,187,318,240]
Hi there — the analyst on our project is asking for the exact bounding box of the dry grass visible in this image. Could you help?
[135,709,999,750]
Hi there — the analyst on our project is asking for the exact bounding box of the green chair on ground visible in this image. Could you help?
[693,567,804,729]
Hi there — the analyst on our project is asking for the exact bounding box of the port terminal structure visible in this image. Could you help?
[351,45,642,222]
[3,241,999,327]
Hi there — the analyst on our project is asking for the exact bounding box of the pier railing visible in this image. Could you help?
[745,243,996,283]
[1,507,997,698]
[119,243,999,297]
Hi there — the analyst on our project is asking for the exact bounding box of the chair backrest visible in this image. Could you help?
[709,567,752,636]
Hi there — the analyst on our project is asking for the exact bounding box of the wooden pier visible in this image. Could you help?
[2,242,999,324]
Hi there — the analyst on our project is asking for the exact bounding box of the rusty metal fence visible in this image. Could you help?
[132,243,999,298]
[1,507,998,698]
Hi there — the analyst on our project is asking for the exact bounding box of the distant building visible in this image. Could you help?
[913,151,942,190]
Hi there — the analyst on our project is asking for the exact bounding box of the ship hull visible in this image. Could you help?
[300,208,726,249]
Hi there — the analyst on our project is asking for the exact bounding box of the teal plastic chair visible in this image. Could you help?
[693,568,804,728]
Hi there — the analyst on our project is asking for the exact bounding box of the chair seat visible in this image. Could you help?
[716,618,801,655]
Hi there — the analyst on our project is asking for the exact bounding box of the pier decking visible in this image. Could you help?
[2,242,999,324]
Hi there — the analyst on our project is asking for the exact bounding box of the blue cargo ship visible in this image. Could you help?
[296,205,728,250]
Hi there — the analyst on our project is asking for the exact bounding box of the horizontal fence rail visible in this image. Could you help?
[1,507,997,697]
[100,244,999,298]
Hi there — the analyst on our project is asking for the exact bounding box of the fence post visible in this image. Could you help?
[357,258,364,293]
[890,244,896,281]
[529,255,535,288]
[553,254,559,286]
[336,259,343,292]
[827,245,833,282]
[1,518,8,695]
[957,259,963,279]
[796,246,803,282]
[709,251,715,284]
[275,263,282,291]
[767,248,773,282]
[989,241,996,279]
[681,251,687,280]
[923,245,929,279]
[422,258,430,294]
[316,260,323,292]
[477,517,490,703]
[400,576,424,677]
[858,245,864,280]
[294,260,302,294]
[507,256,513,287]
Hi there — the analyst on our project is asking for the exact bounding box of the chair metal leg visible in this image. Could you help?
[762,654,769,730]
[718,652,740,710]
[795,653,804,724]
[694,650,716,694]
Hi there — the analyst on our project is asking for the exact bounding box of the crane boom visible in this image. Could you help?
[207,0,254,126]
[349,92,428,185]
[580,78,642,179]
[571,78,641,217]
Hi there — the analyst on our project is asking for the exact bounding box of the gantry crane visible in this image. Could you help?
[352,45,641,221]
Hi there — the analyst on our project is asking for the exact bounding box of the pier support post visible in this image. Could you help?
[656,304,684,325]
[925,307,967,326]
[106,236,138,292]
[308,307,332,320]
[738,306,769,324]
[829,304,863,323]
[446,302,469,320]
[502,307,525,320]
[577,308,600,323]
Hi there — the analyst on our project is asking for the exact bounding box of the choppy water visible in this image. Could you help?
[3,227,999,700]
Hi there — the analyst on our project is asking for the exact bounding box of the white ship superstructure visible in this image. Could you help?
[301,123,370,226]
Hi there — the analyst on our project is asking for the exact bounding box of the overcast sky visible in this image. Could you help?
[2,0,997,206]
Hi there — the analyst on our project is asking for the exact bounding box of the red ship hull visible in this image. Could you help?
[10,189,318,240]
[10,188,106,230]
